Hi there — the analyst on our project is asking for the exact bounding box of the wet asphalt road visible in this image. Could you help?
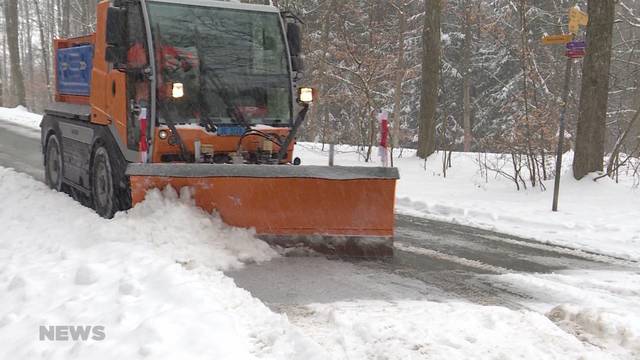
[0,121,44,181]
[1,119,636,311]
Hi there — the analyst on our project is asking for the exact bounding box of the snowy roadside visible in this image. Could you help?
[295,143,640,261]
[492,270,640,356]
[291,299,633,360]
[0,106,43,138]
[0,167,327,360]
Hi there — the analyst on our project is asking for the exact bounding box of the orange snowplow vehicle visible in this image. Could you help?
[40,0,398,256]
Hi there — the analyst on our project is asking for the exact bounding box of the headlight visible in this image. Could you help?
[172,83,184,98]
[298,87,314,104]
[159,130,169,140]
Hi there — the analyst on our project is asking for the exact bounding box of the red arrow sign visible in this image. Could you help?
[566,49,586,58]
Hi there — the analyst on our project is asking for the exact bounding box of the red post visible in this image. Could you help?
[379,111,390,167]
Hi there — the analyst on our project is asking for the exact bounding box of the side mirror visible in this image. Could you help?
[287,23,302,56]
[287,23,304,72]
[105,7,127,68]
[291,56,304,73]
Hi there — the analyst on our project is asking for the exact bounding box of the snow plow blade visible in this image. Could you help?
[127,164,399,256]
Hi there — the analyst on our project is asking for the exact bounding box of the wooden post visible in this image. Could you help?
[552,58,573,212]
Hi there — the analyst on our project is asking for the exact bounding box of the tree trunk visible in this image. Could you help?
[462,1,473,152]
[573,0,616,179]
[2,29,7,105]
[62,0,71,37]
[0,67,3,107]
[4,0,26,106]
[417,0,441,159]
[22,1,35,108]
[315,1,334,144]
[34,0,52,101]
[391,5,407,166]
[81,1,89,34]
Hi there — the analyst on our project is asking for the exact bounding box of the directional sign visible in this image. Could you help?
[566,41,586,51]
[569,7,589,34]
[542,34,574,45]
[570,8,589,26]
[566,49,586,59]
[569,22,580,34]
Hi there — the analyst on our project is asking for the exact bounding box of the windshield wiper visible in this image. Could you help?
[276,103,309,163]
[194,30,250,131]
[194,32,284,156]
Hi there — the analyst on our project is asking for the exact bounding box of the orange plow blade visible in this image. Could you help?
[127,164,399,256]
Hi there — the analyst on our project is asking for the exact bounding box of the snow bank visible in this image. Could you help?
[293,300,612,359]
[0,167,326,359]
[0,106,42,130]
[548,305,640,355]
[493,270,640,358]
[295,143,640,260]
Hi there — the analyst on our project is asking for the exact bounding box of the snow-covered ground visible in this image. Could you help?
[2,166,637,359]
[294,298,638,360]
[0,106,43,131]
[295,143,640,261]
[0,167,329,360]
[495,270,640,356]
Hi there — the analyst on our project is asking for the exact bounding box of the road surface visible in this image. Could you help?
[0,119,635,315]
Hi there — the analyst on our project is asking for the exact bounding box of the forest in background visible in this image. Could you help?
[1,0,639,186]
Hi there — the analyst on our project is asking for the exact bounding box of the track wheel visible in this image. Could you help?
[45,135,63,191]
[91,146,117,219]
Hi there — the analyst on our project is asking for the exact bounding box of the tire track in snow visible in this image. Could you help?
[475,234,638,268]
[394,242,512,274]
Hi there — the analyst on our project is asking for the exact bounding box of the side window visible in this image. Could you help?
[126,4,150,151]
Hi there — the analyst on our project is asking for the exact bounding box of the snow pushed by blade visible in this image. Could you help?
[0,167,327,360]
[120,186,278,270]
[296,301,615,360]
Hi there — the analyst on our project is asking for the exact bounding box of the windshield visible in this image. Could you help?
[147,2,292,127]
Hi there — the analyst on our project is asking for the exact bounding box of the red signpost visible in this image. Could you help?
[542,8,588,212]
[566,49,586,58]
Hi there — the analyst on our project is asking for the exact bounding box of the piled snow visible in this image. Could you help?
[0,166,631,359]
[493,270,640,358]
[0,106,43,130]
[548,305,640,355]
[292,300,613,359]
[0,167,326,359]
[295,143,640,260]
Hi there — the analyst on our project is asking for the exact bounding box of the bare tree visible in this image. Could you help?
[34,0,52,101]
[417,0,441,159]
[0,62,3,107]
[573,0,616,179]
[390,0,408,166]
[461,0,473,152]
[4,0,26,106]
[62,0,71,37]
